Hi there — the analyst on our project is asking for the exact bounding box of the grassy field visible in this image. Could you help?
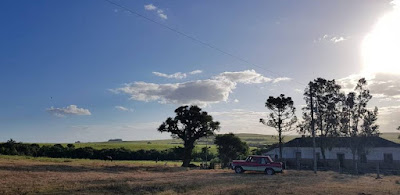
[37,133,300,152]
[0,155,399,194]
[35,133,399,155]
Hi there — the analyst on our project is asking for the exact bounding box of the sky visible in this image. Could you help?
[0,0,399,143]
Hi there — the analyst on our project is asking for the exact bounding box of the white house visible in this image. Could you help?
[263,136,400,171]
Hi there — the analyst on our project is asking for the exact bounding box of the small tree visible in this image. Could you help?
[397,126,400,139]
[158,105,220,167]
[215,133,249,168]
[260,94,297,160]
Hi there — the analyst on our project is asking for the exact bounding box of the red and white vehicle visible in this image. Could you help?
[231,155,283,175]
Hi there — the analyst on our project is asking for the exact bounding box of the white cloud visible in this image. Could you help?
[152,70,203,79]
[157,9,168,20]
[113,69,290,106]
[234,99,240,103]
[113,79,234,106]
[215,69,272,84]
[316,34,347,43]
[153,72,187,79]
[115,106,133,112]
[273,77,292,83]
[189,70,203,75]
[330,36,346,43]
[338,72,400,99]
[375,105,400,132]
[47,105,91,117]
[144,4,167,20]
[144,4,157,11]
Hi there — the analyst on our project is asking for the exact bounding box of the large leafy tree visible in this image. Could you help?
[298,78,342,166]
[260,94,297,160]
[215,133,249,168]
[158,105,220,167]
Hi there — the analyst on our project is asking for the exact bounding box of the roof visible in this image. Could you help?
[283,136,400,148]
[248,155,272,158]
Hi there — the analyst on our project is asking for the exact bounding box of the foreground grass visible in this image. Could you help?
[0,156,399,194]
[0,155,189,167]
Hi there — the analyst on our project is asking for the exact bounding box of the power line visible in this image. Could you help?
[104,0,306,86]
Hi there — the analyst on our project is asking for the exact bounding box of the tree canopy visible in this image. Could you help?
[215,133,249,168]
[158,105,220,167]
[260,94,297,160]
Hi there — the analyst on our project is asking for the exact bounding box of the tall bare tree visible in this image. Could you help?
[260,94,297,160]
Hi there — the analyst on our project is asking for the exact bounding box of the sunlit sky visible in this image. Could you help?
[1,0,399,142]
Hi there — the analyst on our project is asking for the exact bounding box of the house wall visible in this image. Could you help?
[264,147,400,160]
[264,147,400,171]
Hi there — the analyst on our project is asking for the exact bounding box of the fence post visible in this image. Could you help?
[376,162,382,179]
[338,162,341,174]
[355,161,358,175]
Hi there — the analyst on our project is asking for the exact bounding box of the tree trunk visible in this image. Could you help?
[320,145,327,168]
[352,151,358,174]
[182,142,194,167]
[278,119,283,161]
[319,136,327,168]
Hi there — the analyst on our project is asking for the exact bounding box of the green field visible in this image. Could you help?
[33,133,400,153]
[37,133,299,153]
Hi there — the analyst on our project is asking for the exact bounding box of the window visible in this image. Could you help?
[384,153,393,164]
[261,158,266,164]
[251,157,261,163]
[246,156,252,162]
[360,154,367,163]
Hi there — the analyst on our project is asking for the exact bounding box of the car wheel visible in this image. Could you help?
[234,166,244,174]
[265,168,275,175]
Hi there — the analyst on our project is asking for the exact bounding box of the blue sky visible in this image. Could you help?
[1,0,399,142]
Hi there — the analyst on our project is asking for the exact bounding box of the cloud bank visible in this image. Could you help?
[338,73,400,100]
[113,70,291,106]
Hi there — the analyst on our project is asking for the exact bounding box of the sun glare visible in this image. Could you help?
[362,0,400,74]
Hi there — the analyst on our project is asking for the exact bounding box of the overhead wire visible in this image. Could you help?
[104,0,307,87]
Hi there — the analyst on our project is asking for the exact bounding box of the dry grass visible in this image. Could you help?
[0,157,399,195]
